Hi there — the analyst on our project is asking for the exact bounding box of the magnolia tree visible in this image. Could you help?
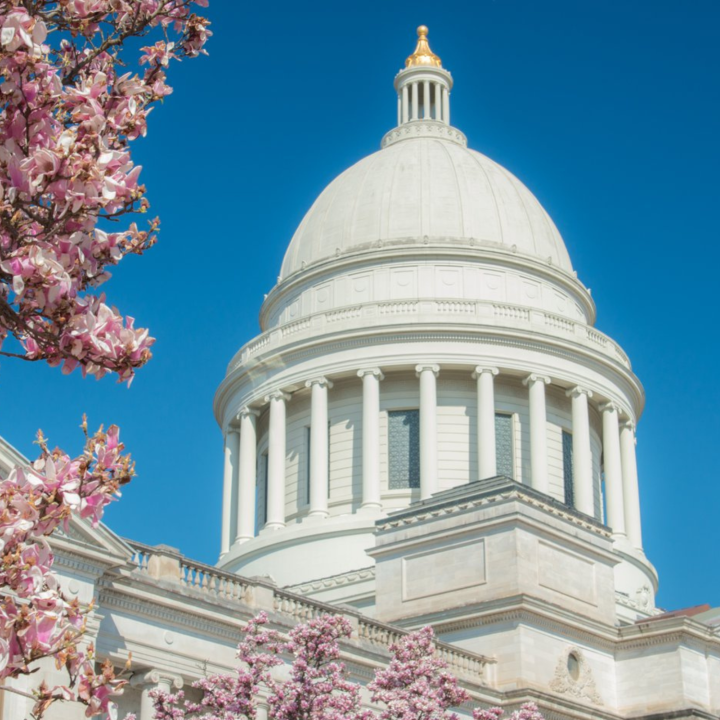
[0,0,210,717]
[150,613,546,720]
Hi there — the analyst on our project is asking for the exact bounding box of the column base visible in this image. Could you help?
[359,502,383,514]
[262,522,286,532]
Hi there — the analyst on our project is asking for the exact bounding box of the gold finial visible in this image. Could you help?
[405,25,442,68]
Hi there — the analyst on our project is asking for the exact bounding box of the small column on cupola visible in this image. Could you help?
[395,26,453,127]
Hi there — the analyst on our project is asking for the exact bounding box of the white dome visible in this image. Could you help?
[280,135,573,280]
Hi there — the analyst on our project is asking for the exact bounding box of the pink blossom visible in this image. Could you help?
[0,0,211,383]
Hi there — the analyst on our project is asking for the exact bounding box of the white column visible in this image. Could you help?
[620,420,643,550]
[411,81,419,120]
[566,386,594,516]
[397,94,401,126]
[306,377,333,518]
[601,402,626,537]
[523,374,550,494]
[221,427,240,555]
[416,364,440,499]
[442,86,450,125]
[265,390,290,530]
[132,670,183,720]
[473,367,498,479]
[423,80,430,119]
[402,84,409,124]
[236,407,259,543]
[435,82,442,120]
[358,369,383,510]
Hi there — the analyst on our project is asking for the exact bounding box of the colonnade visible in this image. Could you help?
[220,367,643,555]
[397,79,449,125]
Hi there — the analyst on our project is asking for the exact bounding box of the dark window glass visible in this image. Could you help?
[388,410,420,489]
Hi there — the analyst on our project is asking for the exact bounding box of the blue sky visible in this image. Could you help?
[1,1,718,612]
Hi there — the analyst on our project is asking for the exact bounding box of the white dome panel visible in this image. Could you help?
[280,136,573,280]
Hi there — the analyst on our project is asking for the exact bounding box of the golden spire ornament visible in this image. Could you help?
[405,25,442,68]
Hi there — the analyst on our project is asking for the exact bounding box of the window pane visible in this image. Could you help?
[495,413,514,478]
[256,453,268,532]
[563,430,574,507]
[388,410,420,489]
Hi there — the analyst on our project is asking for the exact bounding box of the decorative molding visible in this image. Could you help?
[305,377,334,389]
[238,406,261,420]
[130,668,184,690]
[357,368,384,380]
[472,366,499,379]
[378,487,610,539]
[415,363,440,377]
[599,401,619,414]
[565,386,593,399]
[220,328,641,425]
[549,647,603,705]
[264,389,292,404]
[288,567,375,595]
[381,120,467,148]
[522,373,551,386]
[98,587,249,642]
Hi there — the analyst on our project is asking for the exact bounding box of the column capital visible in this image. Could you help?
[305,376,334,390]
[238,406,261,420]
[415,364,440,378]
[264,389,291,404]
[620,419,636,432]
[599,400,619,414]
[472,366,499,379]
[357,368,384,380]
[130,669,184,690]
[225,425,241,436]
[565,385,593,399]
[522,373,551,387]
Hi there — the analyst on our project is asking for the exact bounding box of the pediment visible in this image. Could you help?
[52,516,134,566]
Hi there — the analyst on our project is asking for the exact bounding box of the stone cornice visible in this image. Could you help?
[374,477,610,539]
[98,583,251,641]
[404,593,720,656]
[287,566,376,595]
[215,324,643,426]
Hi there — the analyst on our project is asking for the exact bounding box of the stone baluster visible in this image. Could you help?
[416,365,440,500]
[473,367,499,479]
[566,386,595,516]
[523,374,551,494]
[264,390,291,530]
[306,377,333,518]
[620,420,643,550]
[358,369,384,510]
[236,407,259,543]
[601,402,626,537]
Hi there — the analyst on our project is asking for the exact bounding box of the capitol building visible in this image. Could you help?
[2,26,719,720]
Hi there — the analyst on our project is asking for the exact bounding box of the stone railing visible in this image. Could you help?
[126,541,495,686]
[227,298,631,372]
[128,540,249,602]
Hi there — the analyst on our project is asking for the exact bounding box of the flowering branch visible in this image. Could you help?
[0,417,135,717]
[0,0,211,383]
